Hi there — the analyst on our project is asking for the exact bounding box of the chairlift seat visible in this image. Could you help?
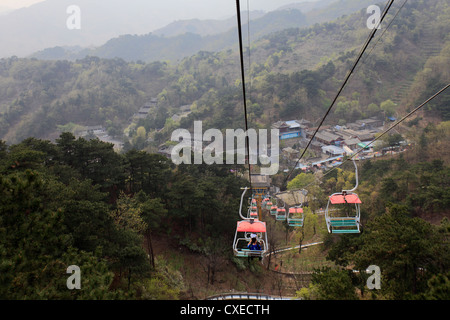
[270,206,278,215]
[330,228,360,234]
[236,220,266,233]
[289,207,303,214]
[276,208,286,221]
[235,248,263,257]
[329,193,361,204]
[330,218,358,227]
[287,206,304,227]
[325,159,362,234]
[325,192,361,234]
[234,187,269,258]
[234,220,268,258]
[288,219,304,227]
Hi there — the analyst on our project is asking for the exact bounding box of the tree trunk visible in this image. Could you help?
[266,251,271,270]
[210,264,215,285]
[147,228,155,269]
[128,268,132,291]
[298,229,305,254]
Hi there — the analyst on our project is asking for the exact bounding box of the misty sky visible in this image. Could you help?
[0,0,321,57]
[0,0,317,19]
[0,0,44,9]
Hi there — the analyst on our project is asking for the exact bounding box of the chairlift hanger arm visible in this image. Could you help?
[239,187,249,220]
[343,158,358,193]
[281,0,396,190]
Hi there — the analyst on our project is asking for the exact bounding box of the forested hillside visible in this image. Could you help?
[30,0,376,63]
[287,122,450,300]
[0,0,449,302]
[0,134,248,298]
[0,0,449,148]
[0,124,448,300]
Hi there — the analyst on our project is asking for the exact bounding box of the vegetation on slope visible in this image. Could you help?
[0,0,449,300]
[0,0,448,148]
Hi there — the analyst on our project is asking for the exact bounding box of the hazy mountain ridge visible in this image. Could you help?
[31,8,310,63]
[152,11,266,38]
[0,5,14,16]
[30,0,378,63]
[277,0,337,12]
[0,0,448,145]
[0,0,236,58]
[1,1,450,304]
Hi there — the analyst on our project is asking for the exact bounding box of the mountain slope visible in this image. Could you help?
[31,8,309,63]
[0,0,239,58]
[0,0,449,146]
[152,11,266,38]
[30,0,381,63]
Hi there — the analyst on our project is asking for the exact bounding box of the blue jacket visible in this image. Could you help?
[248,243,261,250]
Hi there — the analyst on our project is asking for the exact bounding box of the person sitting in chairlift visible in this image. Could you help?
[247,235,262,261]
[248,235,262,252]
[247,236,261,250]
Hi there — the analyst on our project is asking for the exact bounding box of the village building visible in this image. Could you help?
[272,119,309,140]
[250,174,271,197]
[346,117,384,130]
[322,145,346,157]
[282,147,300,161]
[342,137,362,150]
[171,104,192,122]
[341,128,376,141]
[78,125,105,136]
[309,129,343,145]
[157,144,174,159]
[132,98,158,120]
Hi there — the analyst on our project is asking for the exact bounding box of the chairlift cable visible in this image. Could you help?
[236,0,253,195]
[247,0,252,88]
[347,83,450,160]
[358,0,409,70]
[282,0,395,189]
[300,83,450,190]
